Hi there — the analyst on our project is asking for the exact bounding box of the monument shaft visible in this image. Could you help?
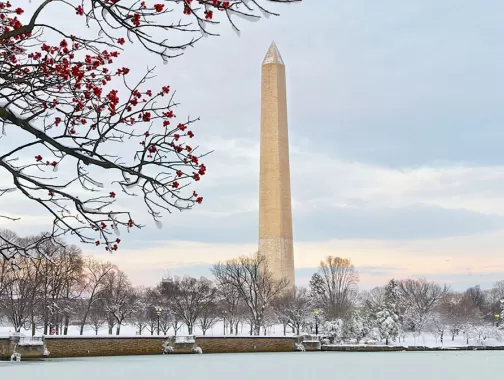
[259,42,295,287]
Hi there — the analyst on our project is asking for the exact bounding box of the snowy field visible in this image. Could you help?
[2,351,504,380]
[0,322,296,338]
[2,322,502,348]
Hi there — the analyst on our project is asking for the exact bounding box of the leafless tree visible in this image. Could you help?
[198,300,219,335]
[216,282,246,335]
[397,278,448,335]
[438,292,482,341]
[273,286,312,335]
[0,0,300,263]
[87,301,107,335]
[486,281,504,326]
[100,269,138,335]
[131,286,151,335]
[34,241,84,335]
[464,285,486,312]
[0,256,40,332]
[143,287,164,335]
[78,257,116,335]
[160,275,216,334]
[158,310,174,335]
[361,286,387,314]
[170,313,183,336]
[309,256,359,320]
[0,247,13,298]
[212,252,289,335]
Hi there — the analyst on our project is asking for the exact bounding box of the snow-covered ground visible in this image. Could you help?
[0,322,296,338]
[0,323,504,347]
[1,322,502,347]
[1,351,504,379]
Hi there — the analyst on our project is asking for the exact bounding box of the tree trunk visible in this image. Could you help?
[64,315,69,335]
[108,325,113,335]
[116,324,121,335]
[254,323,261,336]
[187,324,193,335]
[80,311,89,335]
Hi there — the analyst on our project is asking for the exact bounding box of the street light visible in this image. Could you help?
[313,310,319,335]
[155,306,163,335]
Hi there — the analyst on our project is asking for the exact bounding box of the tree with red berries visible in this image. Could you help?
[0,0,299,262]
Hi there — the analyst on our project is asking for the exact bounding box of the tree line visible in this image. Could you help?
[1,229,503,343]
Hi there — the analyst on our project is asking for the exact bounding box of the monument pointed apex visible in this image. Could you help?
[262,41,284,65]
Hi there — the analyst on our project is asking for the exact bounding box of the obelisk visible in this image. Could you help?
[258,41,295,287]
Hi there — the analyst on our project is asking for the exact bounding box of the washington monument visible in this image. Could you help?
[258,42,295,287]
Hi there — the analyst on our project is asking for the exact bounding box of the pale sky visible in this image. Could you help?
[1,1,504,290]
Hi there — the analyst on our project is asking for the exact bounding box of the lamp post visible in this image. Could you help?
[155,306,163,335]
[313,310,319,335]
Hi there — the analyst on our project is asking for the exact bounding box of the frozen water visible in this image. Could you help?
[1,351,503,379]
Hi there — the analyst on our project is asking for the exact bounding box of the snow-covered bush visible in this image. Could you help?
[193,346,203,354]
[323,319,344,344]
[162,339,174,354]
[467,325,503,346]
[343,312,368,342]
[294,343,305,351]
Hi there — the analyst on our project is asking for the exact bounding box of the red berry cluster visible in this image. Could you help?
[1,1,210,251]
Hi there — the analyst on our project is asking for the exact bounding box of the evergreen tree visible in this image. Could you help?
[375,309,400,345]
[368,279,402,345]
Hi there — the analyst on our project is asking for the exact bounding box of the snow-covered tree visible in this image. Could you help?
[374,309,400,345]
[273,286,312,335]
[398,278,447,335]
[384,279,401,314]
[343,311,368,343]
[427,312,448,345]
[500,299,504,328]
[363,279,402,345]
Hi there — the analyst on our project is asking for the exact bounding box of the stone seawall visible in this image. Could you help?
[44,336,299,358]
[197,336,298,354]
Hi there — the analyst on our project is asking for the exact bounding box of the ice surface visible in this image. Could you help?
[1,351,503,379]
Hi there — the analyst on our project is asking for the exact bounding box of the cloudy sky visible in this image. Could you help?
[2,0,504,290]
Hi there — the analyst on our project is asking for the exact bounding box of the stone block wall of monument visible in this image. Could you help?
[258,42,295,288]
